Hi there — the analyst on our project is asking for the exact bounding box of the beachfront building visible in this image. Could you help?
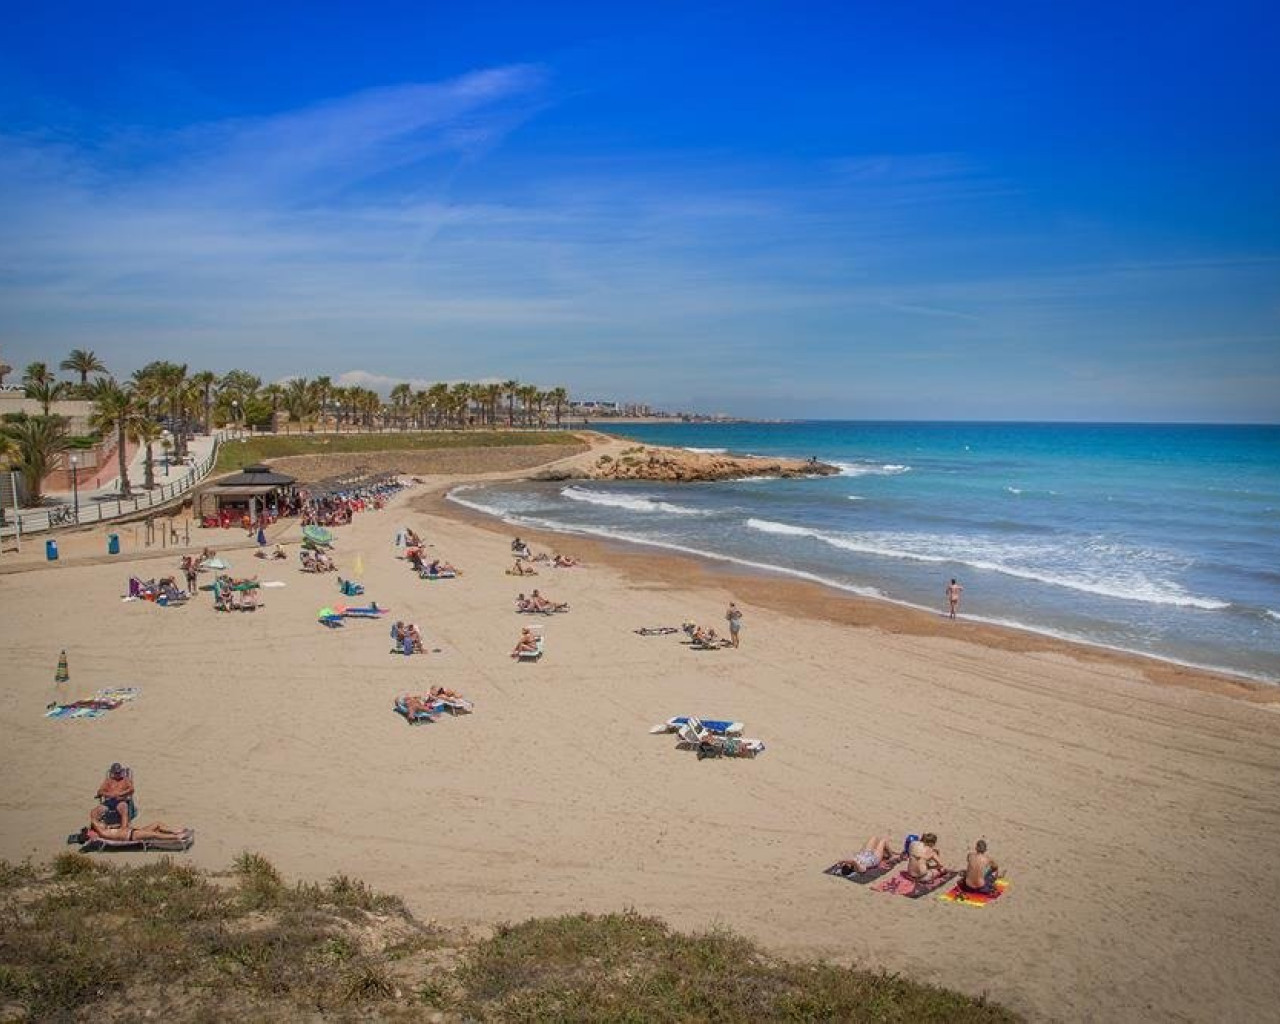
[194,463,296,526]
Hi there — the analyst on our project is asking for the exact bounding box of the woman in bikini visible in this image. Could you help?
[88,804,190,843]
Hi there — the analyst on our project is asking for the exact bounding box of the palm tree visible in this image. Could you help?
[313,376,333,428]
[503,380,519,427]
[60,349,108,388]
[23,362,54,388]
[519,385,541,427]
[389,383,413,430]
[24,377,66,416]
[90,379,143,499]
[548,387,569,428]
[0,414,70,507]
[133,361,189,457]
[130,417,163,490]
[190,371,217,433]
[284,378,316,425]
[261,383,285,432]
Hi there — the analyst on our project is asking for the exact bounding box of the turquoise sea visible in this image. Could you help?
[450,422,1280,682]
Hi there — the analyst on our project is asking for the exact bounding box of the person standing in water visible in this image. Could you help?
[946,578,964,619]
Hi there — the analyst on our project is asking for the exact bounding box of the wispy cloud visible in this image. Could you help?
[0,67,1276,420]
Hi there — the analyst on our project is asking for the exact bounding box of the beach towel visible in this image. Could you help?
[261,581,287,588]
[938,878,1010,907]
[824,853,907,885]
[634,626,679,635]
[203,557,229,570]
[650,717,743,735]
[871,870,960,899]
[46,687,140,720]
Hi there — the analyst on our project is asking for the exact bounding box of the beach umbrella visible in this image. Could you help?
[302,525,333,546]
[51,649,70,709]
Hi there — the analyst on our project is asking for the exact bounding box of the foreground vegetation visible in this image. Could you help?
[0,856,1017,1023]
[213,429,585,474]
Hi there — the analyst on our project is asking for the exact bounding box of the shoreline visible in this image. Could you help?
[428,481,1280,707]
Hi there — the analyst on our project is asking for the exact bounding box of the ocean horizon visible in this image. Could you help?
[450,420,1280,683]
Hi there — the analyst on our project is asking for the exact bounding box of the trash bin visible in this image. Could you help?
[107,533,120,555]
[45,539,58,561]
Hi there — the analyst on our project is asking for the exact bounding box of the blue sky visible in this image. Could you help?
[1,1,1277,421]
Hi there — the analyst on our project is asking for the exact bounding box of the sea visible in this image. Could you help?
[448,422,1280,683]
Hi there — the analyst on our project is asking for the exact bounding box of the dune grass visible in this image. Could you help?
[212,430,584,474]
[0,856,1018,1022]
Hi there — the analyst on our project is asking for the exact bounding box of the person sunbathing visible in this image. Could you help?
[529,589,567,613]
[961,838,1001,894]
[425,559,458,576]
[428,685,462,700]
[511,628,540,657]
[906,832,947,883]
[836,836,901,874]
[515,593,534,613]
[405,528,422,548]
[88,804,189,843]
[688,624,721,646]
[509,559,537,576]
[400,693,438,722]
[553,553,580,567]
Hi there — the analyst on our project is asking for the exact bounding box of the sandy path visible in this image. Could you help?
[1,476,1278,1022]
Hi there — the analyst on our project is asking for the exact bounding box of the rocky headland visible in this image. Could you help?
[535,443,839,483]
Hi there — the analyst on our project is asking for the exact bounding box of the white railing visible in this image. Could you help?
[2,431,233,539]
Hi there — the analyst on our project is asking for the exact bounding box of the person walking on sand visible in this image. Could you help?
[946,578,964,620]
[726,602,743,648]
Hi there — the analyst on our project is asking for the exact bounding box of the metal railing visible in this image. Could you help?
[2,431,233,539]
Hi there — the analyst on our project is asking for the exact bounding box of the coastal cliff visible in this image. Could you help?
[535,443,839,482]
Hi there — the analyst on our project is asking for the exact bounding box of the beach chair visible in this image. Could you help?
[338,577,364,596]
[430,693,474,715]
[71,827,195,853]
[675,718,765,759]
[650,716,744,736]
[341,602,384,618]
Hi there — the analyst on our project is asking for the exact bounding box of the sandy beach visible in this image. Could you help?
[2,446,1279,1023]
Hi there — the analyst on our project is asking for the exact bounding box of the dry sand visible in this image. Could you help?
[2,448,1279,1023]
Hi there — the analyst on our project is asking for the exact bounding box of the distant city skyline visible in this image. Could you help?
[1,2,1277,423]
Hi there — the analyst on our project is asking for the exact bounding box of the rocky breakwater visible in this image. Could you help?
[537,444,839,483]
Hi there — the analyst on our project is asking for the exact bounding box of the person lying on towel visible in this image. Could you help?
[961,838,1002,894]
[529,589,567,612]
[425,559,459,576]
[88,804,190,844]
[906,832,948,883]
[835,835,902,874]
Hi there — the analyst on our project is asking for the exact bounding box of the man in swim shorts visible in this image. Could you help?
[963,838,1001,893]
[946,578,963,619]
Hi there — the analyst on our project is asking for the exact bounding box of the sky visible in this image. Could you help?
[1,1,1277,422]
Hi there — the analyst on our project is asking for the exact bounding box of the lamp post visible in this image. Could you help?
[69,454,79,523]
[231,400,240,438]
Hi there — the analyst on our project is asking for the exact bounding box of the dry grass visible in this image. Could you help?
[0,857,1018,1022]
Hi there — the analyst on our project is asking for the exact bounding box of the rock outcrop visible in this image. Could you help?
[535,445,838,483]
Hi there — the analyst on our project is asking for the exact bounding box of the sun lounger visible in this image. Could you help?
[420,570,458,580]
[338,577,364,596]
[650,716,744,735]
[72,829,195,853]
[516,626,544,660]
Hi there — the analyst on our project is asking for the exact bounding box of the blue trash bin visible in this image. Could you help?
[107,533,120,555]
[46,539,58,561]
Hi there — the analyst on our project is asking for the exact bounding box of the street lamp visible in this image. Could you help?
[69,454,79,523]
[231,400,240,437]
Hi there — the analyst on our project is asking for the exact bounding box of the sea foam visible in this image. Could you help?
[561,486,709,516]
[744,519,1230,611]
[833,462,912,477]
